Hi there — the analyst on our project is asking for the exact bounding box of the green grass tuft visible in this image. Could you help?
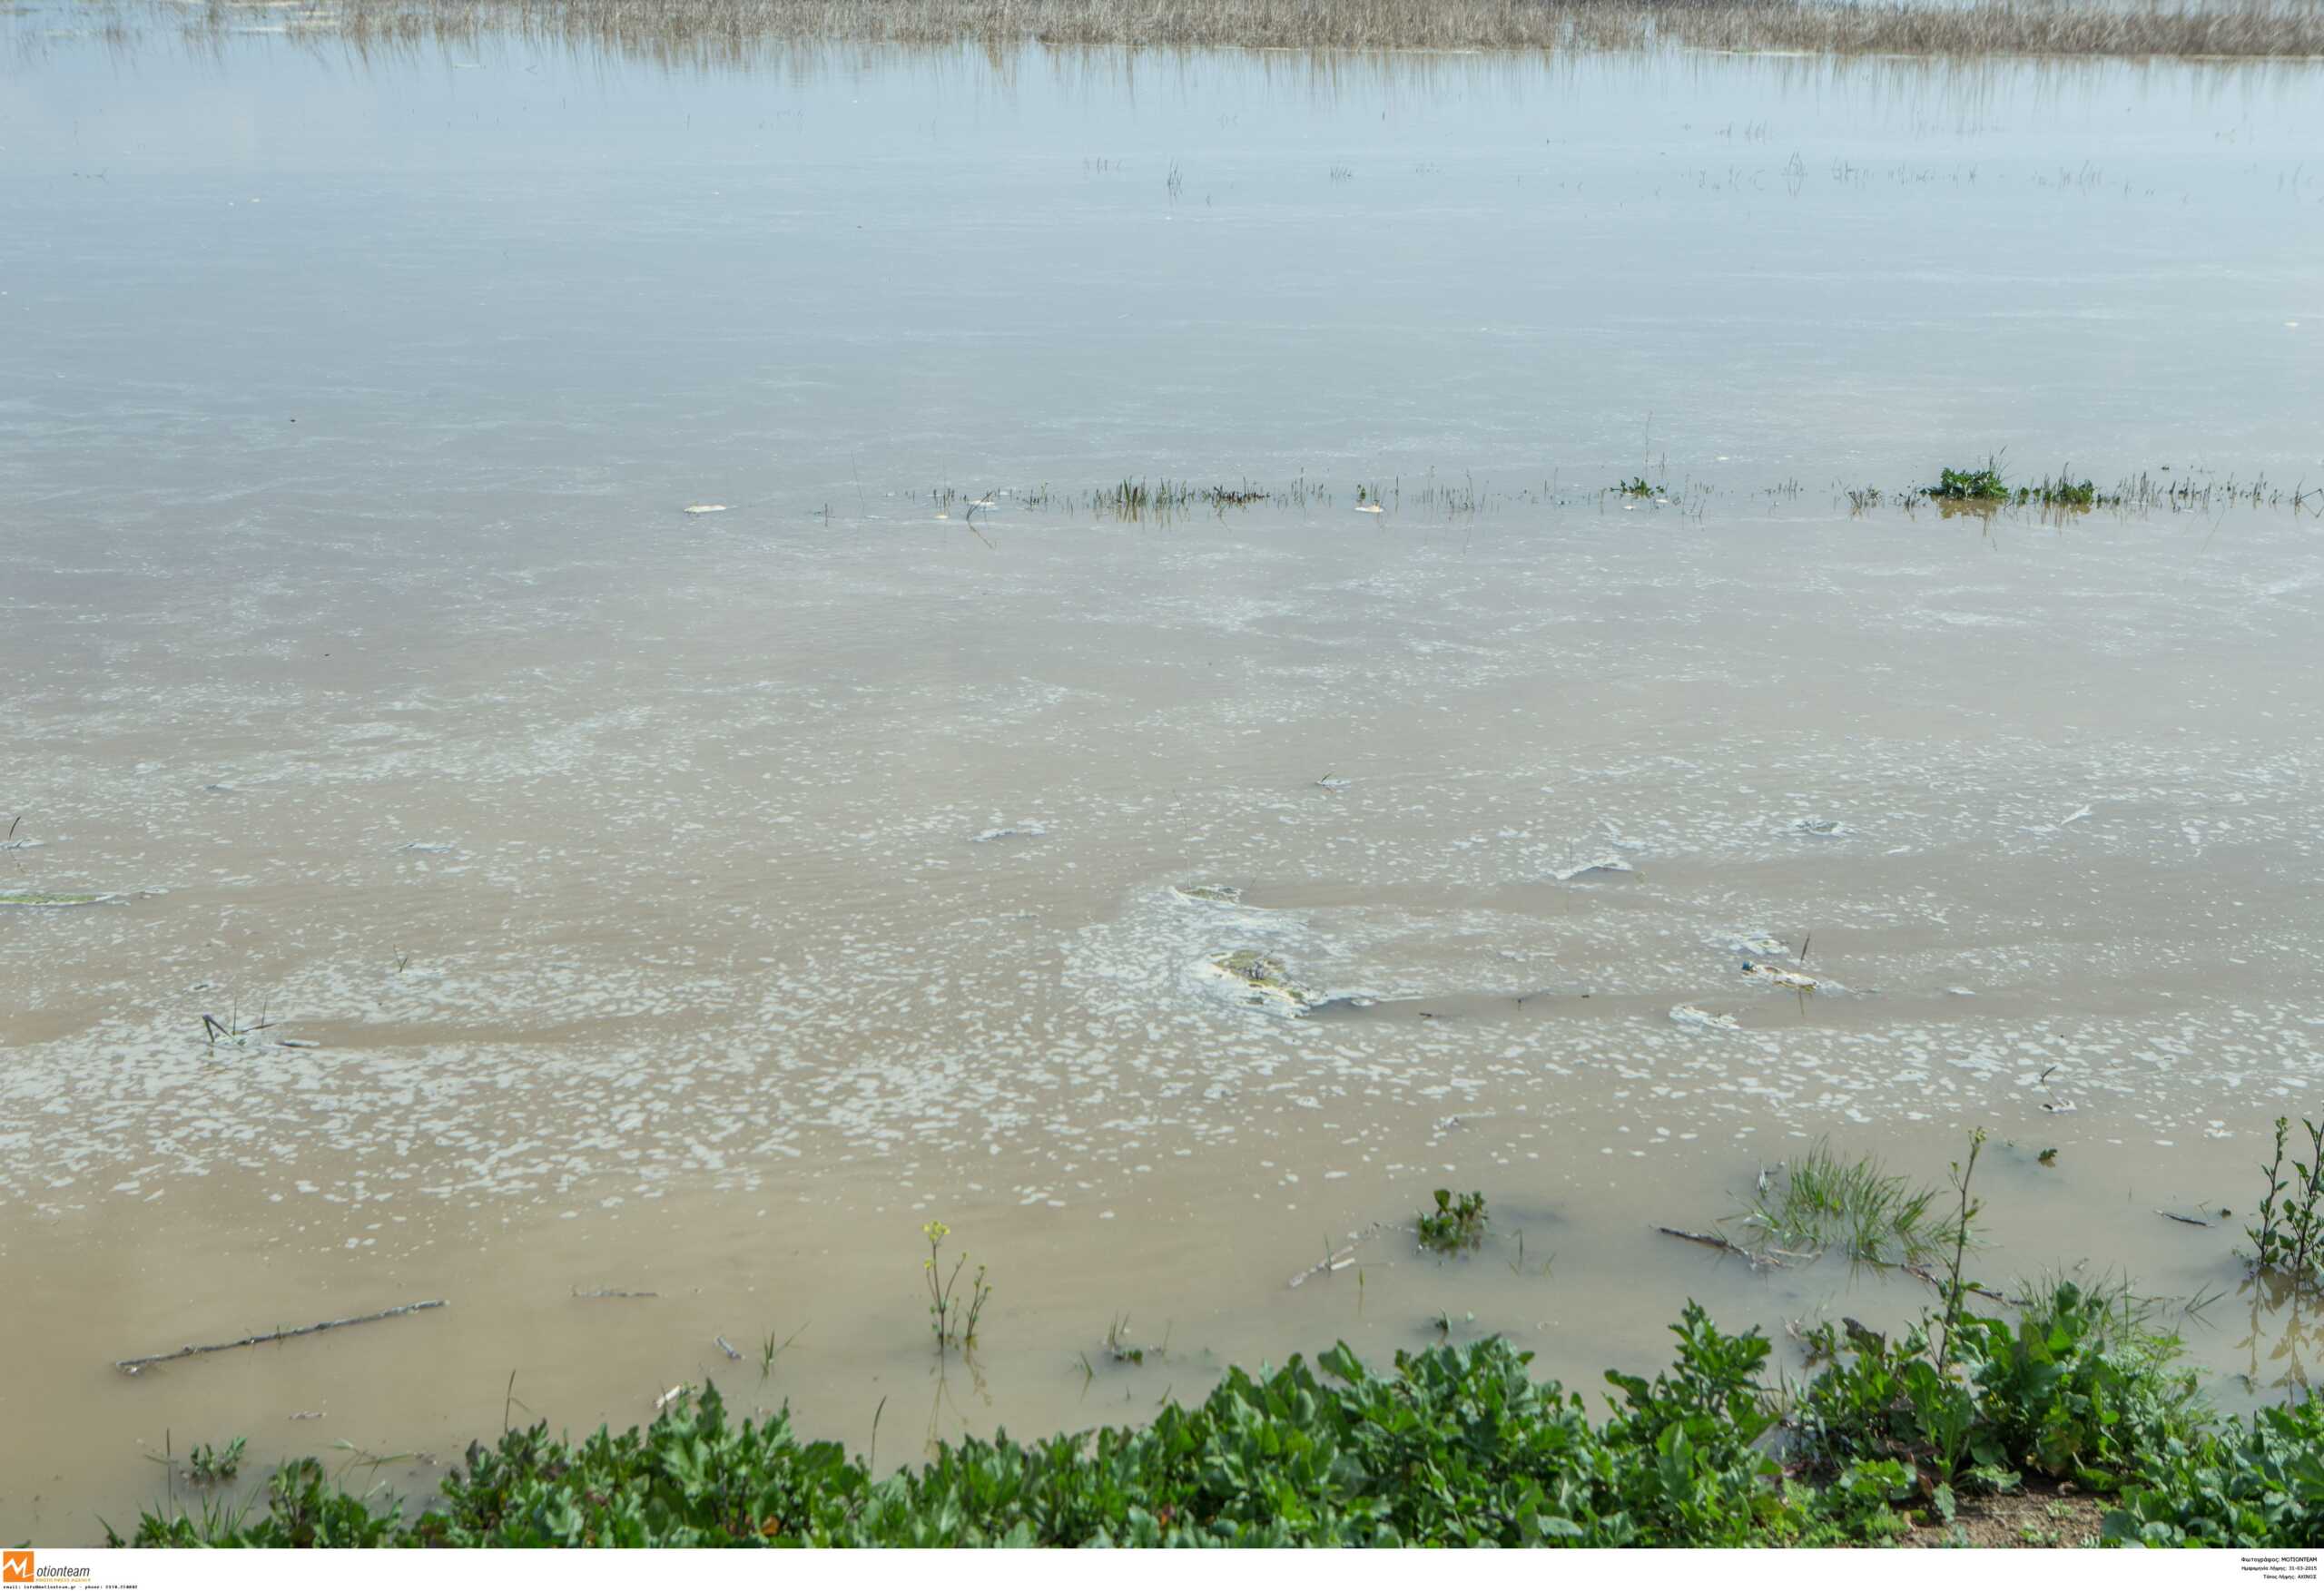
[1739,1142,1945,1267]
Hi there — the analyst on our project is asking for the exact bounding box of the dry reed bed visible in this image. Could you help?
[170,0,2324,62]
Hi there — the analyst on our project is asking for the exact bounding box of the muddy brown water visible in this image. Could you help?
[3,19,2322,1542]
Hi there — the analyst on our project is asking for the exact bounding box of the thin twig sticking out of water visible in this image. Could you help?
[115,1300,448,1373]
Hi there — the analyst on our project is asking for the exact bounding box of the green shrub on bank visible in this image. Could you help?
[2102,1399,2324,1547]
[1789,1282,2201,1491]
[118,1290,2320,1548]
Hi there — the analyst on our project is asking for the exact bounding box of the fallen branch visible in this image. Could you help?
[2156,1210,2211,1228]
[116,1300,446,1374]
[1903,1264,2024,1308]
[1656,1226,1782,1265]
[1287,1221,1394,1288]
[1289,1247,1356,1289]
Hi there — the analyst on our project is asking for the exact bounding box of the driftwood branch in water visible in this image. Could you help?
[1656,1225,1782,1265]
[114,1299,447,1373]
[1902,1264,2024,1308]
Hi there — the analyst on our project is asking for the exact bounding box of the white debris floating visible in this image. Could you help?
[1670,1004,1740,1031]
[1551,856,1637,882]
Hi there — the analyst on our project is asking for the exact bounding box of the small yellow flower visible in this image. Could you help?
[921,1220,950,1242]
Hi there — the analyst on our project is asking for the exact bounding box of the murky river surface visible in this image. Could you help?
[4,19,2323,1539]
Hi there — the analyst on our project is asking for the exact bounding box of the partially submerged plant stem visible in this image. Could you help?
[1935,1127,1986,1377]
[921,1221,990,1355]
[2247,1116,2324,1287]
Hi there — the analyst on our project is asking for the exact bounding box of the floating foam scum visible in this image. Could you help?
[5,507,2324,1236]
[971,822,1048,843]
[1078,883,1338,1027]
[1206,948,1319,1012]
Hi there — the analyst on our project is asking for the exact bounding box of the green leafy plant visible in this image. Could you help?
[1925,459,2115,510]
[2103,1395,2324,1547]
[113,1284,2298,1550]
[1785,1134,2198,1506]
[1958,1282,2199,1483]
[1928,459,2010,501]
[1822,1458,1915,1540]
[186,1438,246,1483]
[1790,1273,2203,1513]
[2247,1117,2324,1285]
[1416,1189,1488,1253]
[1902,1359,1977,1485]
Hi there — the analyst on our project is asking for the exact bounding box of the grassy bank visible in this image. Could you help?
[119,1282,2323,1547]
[135,0,2324,64]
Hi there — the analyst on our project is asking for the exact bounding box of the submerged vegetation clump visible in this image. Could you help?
[1064,477,1275,521]
[162,1438,246,1486]
[1100,476,1196,517]
[1925,458,2119,509]
[1416,1188,1489,1253]
[922,458,2305,531]
[1737,1142,1945,1268]
[2026,474,2101,507]
[1100,1313,1166,1365]
[119,0,2324,64]
[1928,460,2013,502]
